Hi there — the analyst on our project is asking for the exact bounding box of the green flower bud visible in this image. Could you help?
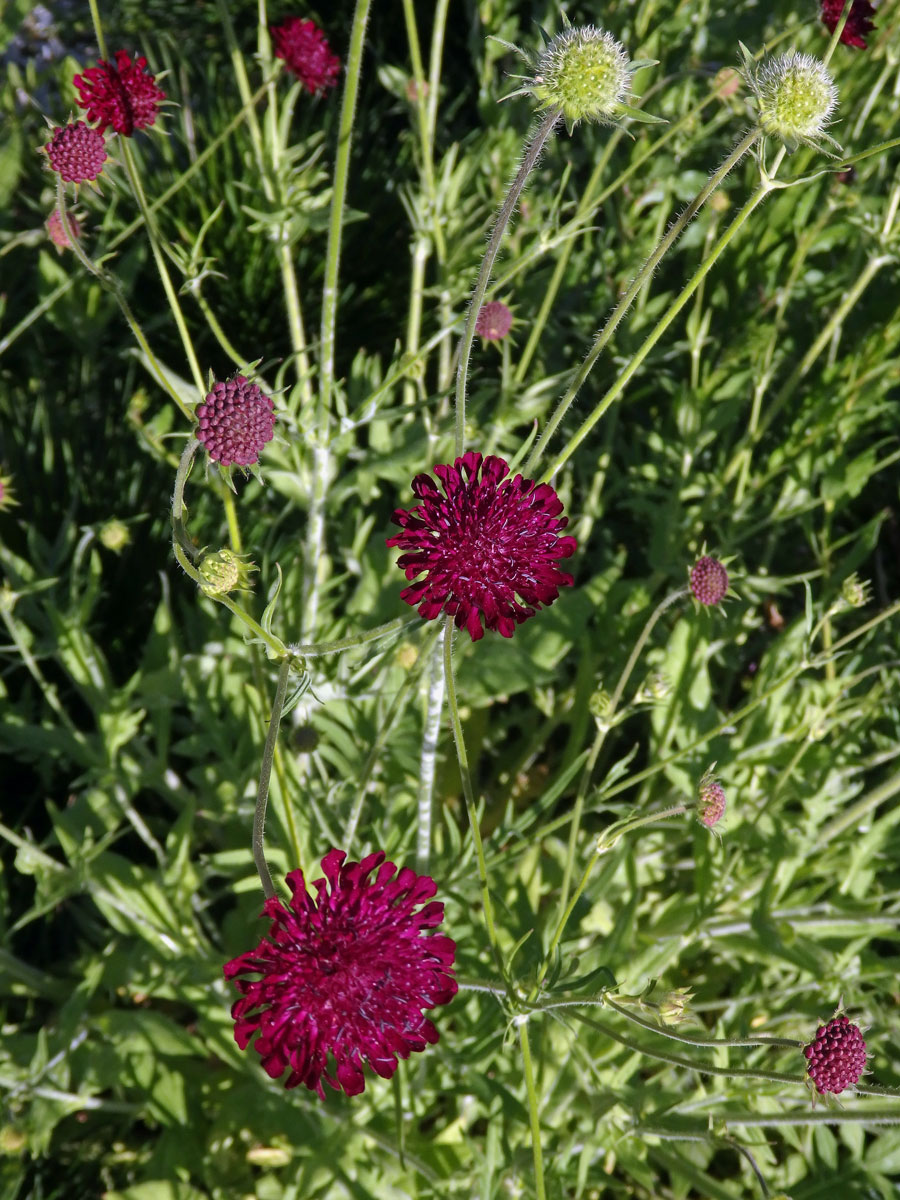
[841,573,871,609]
[743,46,839,153]
[99,519,130,553]
[198,548,256,596]
[532,26,631,128]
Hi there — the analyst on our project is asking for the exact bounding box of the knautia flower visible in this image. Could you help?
[689,555,729,607]
[821,0,876,49]
[804,1014,867,1094]
[697,768,726,828]
[44,121,107,184]
[196,376,275,467]
[499,21,657,134]
[475,301,513,341]
[74,50,165,136]
[224,849,457,1098]
[387,451,577,641]
[271,17,340,95]
[198,548,256,596]
[45,207,81,250]
[741,46,839,153]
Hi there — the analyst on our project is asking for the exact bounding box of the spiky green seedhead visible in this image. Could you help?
[741,45,840,154]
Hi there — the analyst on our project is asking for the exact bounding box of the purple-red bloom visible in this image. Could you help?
[820,0,876,48]
[224,850,457,1098]
[804,1015,867,1094]
[387,451,577,641]
[271,17,341,95]
[74,50,165,136]
[475,301,513,341]
[697,773,726,828]
[690,555,729,607]
[44,121,107,183]
[196,376,275,467]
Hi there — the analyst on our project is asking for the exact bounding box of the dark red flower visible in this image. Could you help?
[820,0,876,48]
[44,121,107,183]
[387,451,577,641]
[475,301,513,341]
[690,556,729,606]
[271,18,340,95]
[804,1015,867,1094]
[74,50,165,135]
[224,850,457,1098]
[196,376,275,467]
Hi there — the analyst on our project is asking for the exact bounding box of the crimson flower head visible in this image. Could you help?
[690,555,729,607]
[74,50,165,136]
[224,849,457,1098]
[820,0,876,48]
[475,301,513,341]
[196,376,275,467]
[44,121,107,184]
[804,1015,867,1094]
[387,451,577,641]
[271,17,340,94]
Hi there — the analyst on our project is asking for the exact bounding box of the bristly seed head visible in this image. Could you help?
[743,47,839,153]
[697,767,726,829]
[533,26,631,127]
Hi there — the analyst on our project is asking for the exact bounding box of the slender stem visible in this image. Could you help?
[119,141,205,397]
[518,1021,546,1200]
[253,656,293,899]
[305,0,372,637]
[542,143,785,481]
[86,0,108,59]
[557,587,688,917]
[289,616,415,657]
[416,627,446,871]
[524,128,760,476]
[442,616,504,974]
[455,108,561,455]
[54,183,192,421]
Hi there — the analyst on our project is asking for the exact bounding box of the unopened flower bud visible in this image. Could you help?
[198,548,255,596]
[659,988,694,1025]
[697,767,726,829]
[841,573,871,609]
[99,519,130,553]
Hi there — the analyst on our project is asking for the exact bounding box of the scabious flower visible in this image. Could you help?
[742,46,839,153]
[690,555,729,607]
[820,0,876,49]
[475,301,513,341]
[44,121,107,183]
[271,17,340,95]
[387,451,577,641]
[195,376,275,467]
[500,22,655,134]
[697,768,726,828]
[74,50,165,136]
[804,1015,867,1094]
[224,850,457,1098]
[45,207,81,250]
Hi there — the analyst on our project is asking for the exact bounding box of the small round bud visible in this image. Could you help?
[475,301,513,341]
[659,988,693,1026]
[396,644,418,670]
[588,688,611,719]
[46,208,81,250]
[198,548,256,596]
[99,519,130,553]
[748,50,838,150]
[532,26,631,128]
[697,769,726,828]
[690,555,729,607]
[639,671,671,702]
[841,573,871,609]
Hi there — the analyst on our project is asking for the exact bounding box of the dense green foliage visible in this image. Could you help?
[2,0,900,1196]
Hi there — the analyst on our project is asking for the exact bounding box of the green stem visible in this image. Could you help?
[518,1021,546,1200]
[524,128,760,477]
[119,140,205,397]
[455,107,561,456]
[253,655,293,899]
[55,182,192,421]
[416,627,446,871]
[289,617,416,657]
[442,615,504,976]
[86,0,108,59]
[542,142,785,481]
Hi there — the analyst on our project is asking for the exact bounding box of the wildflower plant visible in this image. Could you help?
[4,0,900,1197]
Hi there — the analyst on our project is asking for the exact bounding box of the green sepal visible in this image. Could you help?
[261,562,283,643]
[618,102,668,124]
[628,59,659,71]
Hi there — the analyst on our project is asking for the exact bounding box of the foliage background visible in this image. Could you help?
[1,0,900,1196]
